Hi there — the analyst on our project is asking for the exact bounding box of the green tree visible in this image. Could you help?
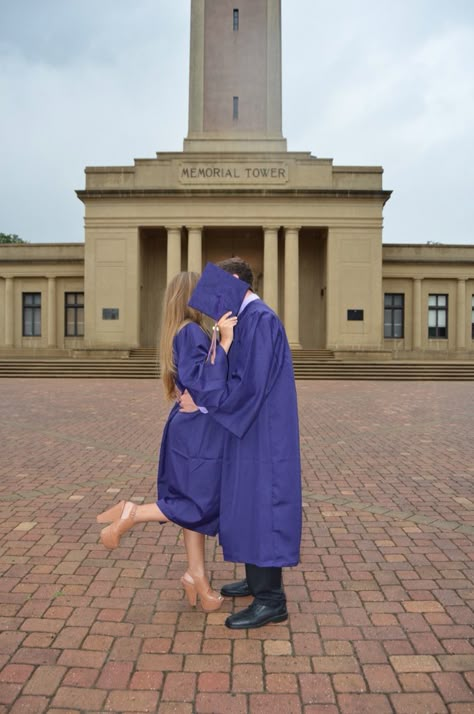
[0,233,27,244]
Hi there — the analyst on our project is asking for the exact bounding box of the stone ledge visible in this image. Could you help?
[71,349,130,359]
[333,350,393,361]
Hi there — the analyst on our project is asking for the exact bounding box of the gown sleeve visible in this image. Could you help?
[187,312,286,439]
[175,322,229,394]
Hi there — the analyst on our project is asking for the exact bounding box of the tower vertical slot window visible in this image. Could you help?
[233,9,239,31]
[233,96,239,120]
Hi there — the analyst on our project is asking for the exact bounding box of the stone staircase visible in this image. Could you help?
[291,359,474,381]
[0,348,474,379]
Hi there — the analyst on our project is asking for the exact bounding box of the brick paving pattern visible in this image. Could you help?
[0,378,473,713]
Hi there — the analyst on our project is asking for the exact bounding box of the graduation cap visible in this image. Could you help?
[188,262,249,321]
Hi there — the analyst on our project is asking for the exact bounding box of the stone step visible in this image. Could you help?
[1,357,474,380]
[130,349,336,360]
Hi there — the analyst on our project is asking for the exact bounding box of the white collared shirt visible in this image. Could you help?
[238,292,260,315]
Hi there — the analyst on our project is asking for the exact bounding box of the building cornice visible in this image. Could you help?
[76,188,392,204]
[0,259,85,266]
[383,259,474,266]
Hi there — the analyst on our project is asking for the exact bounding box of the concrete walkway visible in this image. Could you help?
[0,379,473,713]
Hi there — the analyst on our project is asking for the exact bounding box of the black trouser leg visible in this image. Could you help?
[245,563,286,607]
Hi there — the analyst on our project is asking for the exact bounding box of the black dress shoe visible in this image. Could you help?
[220,579,252,598]
[225,600,288,629]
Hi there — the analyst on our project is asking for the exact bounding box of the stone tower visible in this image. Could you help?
[184,0,287,152]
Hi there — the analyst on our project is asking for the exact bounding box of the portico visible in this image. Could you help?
[139,221,306,348]
[78,147,388,353]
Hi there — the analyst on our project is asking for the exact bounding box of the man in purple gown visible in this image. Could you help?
[182,258,302,629]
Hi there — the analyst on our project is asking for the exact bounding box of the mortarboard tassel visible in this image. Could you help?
[206,293,224,364]
[206,324,219,365]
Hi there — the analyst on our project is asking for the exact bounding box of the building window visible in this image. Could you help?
[428,294,448,338]
[23,293,41,336]
[233,96,239,120]
[384,293,404,338]
[472,296,474,339]
[65,292,84,337]
[233,8,239,31]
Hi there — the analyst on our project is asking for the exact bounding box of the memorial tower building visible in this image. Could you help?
[3,1,471,364]
[73,0,391,353]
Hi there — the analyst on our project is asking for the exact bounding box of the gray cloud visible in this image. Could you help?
[1,0,473,245]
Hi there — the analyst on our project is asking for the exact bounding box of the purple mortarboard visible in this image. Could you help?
[188,262,249,321]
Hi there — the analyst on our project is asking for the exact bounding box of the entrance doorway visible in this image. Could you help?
[203,227,264,295]
[299,228,327,349]
[139,228,167,348]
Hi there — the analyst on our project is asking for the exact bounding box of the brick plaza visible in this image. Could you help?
[1,378,474,714]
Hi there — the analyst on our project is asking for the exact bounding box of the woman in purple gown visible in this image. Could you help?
[96,272,237,612]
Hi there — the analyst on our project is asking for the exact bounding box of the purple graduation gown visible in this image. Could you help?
[156,322,228,536]
[190,300,302,568]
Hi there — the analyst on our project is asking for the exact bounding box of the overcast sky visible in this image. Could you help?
[1,0,473,245]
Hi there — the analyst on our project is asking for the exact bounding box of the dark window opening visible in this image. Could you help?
[233,96,239,120]
[347,309,364,321]
[233,8,239,31]
[471,296,474,339]
[428,294,448,338]
[65,292,84,337]
[384,293,404,339]
[23,292,41,336]
[102,308,119,321]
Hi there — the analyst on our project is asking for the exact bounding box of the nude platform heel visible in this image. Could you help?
[100,503,137,550]
[181,572,224,612]
[96,500,126,524]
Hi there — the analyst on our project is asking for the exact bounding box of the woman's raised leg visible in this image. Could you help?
[133,502,168,523]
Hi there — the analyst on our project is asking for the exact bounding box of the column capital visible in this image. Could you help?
[262,225,280,233]
[187,225,203,232]
[413,276,424,282]
[457,277,468,283]
[165,226,182,233]
[284,226,302,237]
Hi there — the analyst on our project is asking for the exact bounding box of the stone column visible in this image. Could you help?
[4,277,14,347]
[263,226,279,313]
[284,227,301,348]
[413,278,422,350]
[167,227,182,284]
[187,226,203,273]
[47,277,56,348]
[456,278,467,351]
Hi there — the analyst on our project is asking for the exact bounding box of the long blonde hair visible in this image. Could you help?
[160,271,205,401]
